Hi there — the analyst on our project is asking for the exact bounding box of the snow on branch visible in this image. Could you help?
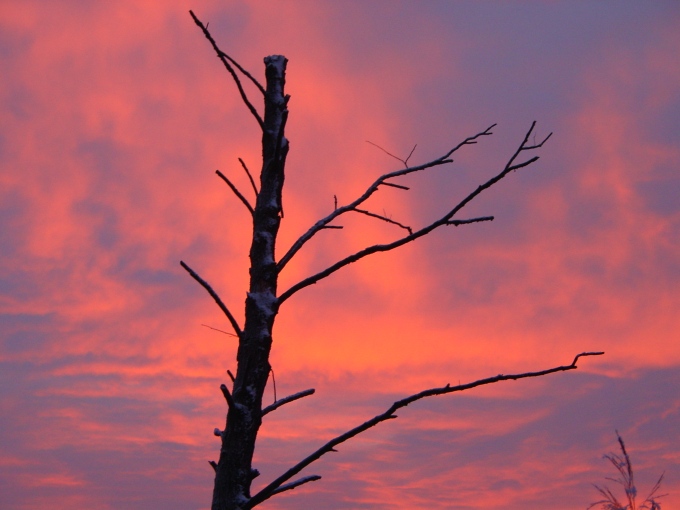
[268,475,322,498]
[189,10,265,130]
[277,122,550,304]
[276,124,496,274]
[180,261,242,337]
[245,351,604,508]
[261,388,316,417]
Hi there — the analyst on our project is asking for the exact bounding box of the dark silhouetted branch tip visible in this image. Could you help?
[354,208,413,234]
[216,169,254,215]
[213,428,222,437]
[249,351,602,504]
[209,460,218,472]
[227,369,235,383]
[262,388,315,417]
[238,158,259,197]
[189,10,264,129]
[380,181,410,190]
[180,261,242,337]
[571,351,605,367]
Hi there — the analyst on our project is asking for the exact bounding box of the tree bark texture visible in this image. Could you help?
[211,55,288,510]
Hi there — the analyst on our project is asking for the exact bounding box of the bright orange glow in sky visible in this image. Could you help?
[1,2,679,509]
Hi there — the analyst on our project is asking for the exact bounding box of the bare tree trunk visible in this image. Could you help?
[183,11,603,510]
[211,55,288,510]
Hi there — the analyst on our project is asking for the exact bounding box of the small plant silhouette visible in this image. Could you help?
[588,431,666,510]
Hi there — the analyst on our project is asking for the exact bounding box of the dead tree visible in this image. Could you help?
[182,11,604,510]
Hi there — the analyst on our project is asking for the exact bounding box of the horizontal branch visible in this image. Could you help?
[189,10,264,130]
[278,122,550,304]
[246,351,604,508]
[261,389,315,417]
[446,216,494,227]
[180,261,242,337]
[276,124,496,273]
[216,169,254,215]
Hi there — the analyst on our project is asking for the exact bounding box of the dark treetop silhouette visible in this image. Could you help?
[181,10,603,510]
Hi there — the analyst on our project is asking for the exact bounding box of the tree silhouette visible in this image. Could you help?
[182,10,603,510]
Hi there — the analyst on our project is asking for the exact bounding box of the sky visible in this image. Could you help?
[1,1,679,509]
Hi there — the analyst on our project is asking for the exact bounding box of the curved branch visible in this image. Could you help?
[246,351,604,508]
[261,389,316,417]
[278,122,551,304]
[276,124,495,273]
[189,10,265,130]
[180,261,242,337]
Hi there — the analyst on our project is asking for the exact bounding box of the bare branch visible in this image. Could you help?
[268,475,322,499]
[354,208,413,234]
[446,216,494,227]
[180,261,242,337]
[201,323,238,338]
[247,352,604,508]
[239,158,259,197]
[277,124,495,274]
[227,370,235,383]
[222,54,266,96]
[278,122,549,304]
[216,169,254,215]
[380,181,410,191]
[209,460,218,472]
[189,10,265,130]
[220,383,235,409]
[261,389,316,417]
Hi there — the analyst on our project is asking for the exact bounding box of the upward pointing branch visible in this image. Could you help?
[278,122,551,304]
[189,10,265,130]
[246,351,604,508]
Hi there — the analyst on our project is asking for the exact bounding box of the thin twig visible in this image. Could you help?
[189,10,264,130]
[277,124,495,274]
[380,182,410,190]
[239,158,259,197]
[180,261,242,337]
[202,324,238,338]
[354,208,413,234]
[246,352,604,508]
[261,389,316,417]
[446,216,494,227]
[278,122,549,304]
[216,170,254,215]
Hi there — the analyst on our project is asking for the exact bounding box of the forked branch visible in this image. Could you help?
[278,122,551,304]
[276,124,496,273]
[246,351,604,508]
[189,10,265,130]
